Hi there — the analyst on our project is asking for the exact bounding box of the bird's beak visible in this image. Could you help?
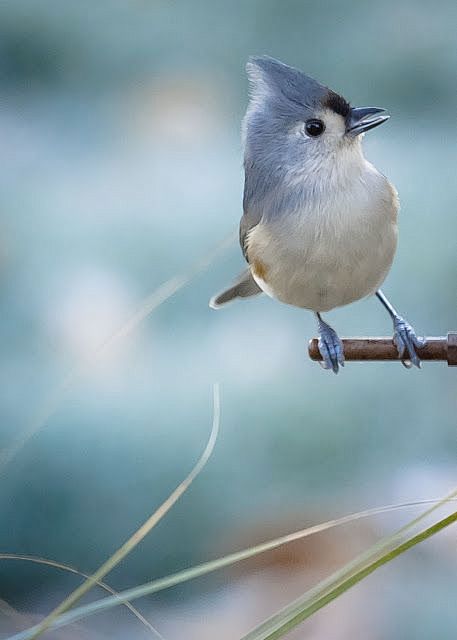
[347,106,390,136]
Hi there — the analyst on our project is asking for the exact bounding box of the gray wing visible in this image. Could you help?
[208,166,264,309]
[240,173,263,261]
[239,212,260,262]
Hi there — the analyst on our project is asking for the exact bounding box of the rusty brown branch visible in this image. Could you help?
[308,332,457,366]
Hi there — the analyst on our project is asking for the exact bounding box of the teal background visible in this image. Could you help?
[0,1,456,638]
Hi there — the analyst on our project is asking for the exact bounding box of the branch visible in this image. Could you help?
[308,332,457,365]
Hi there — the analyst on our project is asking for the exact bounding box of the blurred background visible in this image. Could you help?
[0,1,456,638]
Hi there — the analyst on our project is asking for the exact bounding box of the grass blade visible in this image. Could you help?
[0,553,164,639]
[240,510,457,640]
[6,495,455,639]
[0,233,234,473]
[10,384,220,640]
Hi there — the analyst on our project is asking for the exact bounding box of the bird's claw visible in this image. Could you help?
[317,324,345,374]
[392,317,426,369]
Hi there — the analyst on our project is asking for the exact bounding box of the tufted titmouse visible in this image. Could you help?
[210,56,425,373]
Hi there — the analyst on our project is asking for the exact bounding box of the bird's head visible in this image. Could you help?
[243,56,389,174]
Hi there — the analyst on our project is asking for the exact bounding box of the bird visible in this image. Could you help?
[210,56,425,373]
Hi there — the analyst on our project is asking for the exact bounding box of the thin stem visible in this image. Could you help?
[22,384,220,640]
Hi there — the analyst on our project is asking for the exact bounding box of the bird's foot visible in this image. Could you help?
[392,316,426,369]
[317,318,344,374]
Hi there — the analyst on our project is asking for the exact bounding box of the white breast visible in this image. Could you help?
[247,159,399,312]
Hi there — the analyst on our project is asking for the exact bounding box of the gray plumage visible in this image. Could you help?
[210,56,424,372]
[209,269,261,309]
[240,56,350,255]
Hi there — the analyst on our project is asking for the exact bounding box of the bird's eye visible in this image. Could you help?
[305,119,325,137]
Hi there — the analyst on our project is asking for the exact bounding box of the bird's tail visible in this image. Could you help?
[209,269,262,309]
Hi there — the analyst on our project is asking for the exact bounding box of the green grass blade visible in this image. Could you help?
[15,384,220,640]
[6,495,456,640]
[0,553,164,639]
[241,510,457,640]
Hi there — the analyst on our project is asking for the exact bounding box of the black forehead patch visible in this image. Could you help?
[323,90,351,118]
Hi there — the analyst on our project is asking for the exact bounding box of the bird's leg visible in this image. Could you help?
[376,290,426,368]
[315,312,344,374]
